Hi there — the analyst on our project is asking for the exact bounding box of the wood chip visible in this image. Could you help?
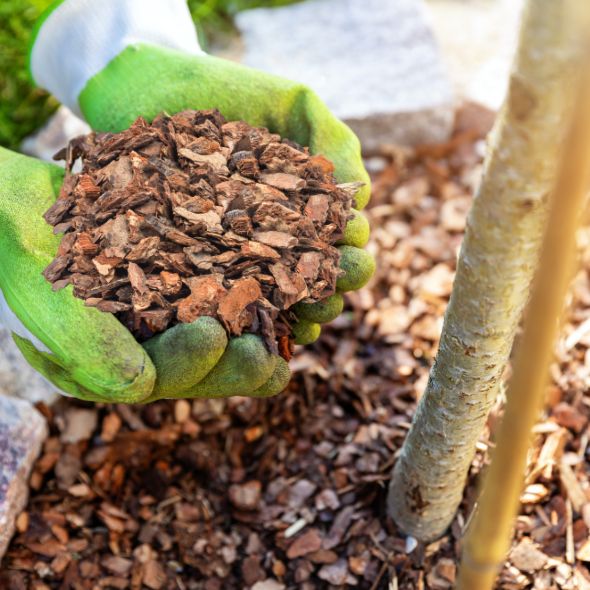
[229,481,262,511]
[260,172,305,191]
[559,459,587,512]
[509,539,548,573]
[286,528,323,559]
[252,231,298,249]
[176,275,226,323]
[218,277,262,334]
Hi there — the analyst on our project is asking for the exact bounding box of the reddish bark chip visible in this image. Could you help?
[304,194,330,223]
[218,278,262,335]
[240,241,281,261]
[260,172,306,192]
[177,275,227,323]
[159,271,182,296]
[287,528,323,559]
[252,231,298,249]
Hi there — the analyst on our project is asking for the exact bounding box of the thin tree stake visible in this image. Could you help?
[457,24,590,590]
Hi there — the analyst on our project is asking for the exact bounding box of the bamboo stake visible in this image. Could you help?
[457,25,590,590]
[388,0,580,542]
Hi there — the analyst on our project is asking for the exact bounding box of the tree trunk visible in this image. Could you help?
[459,65,590,590]
[457,6,590,587]
[388,0,579,542]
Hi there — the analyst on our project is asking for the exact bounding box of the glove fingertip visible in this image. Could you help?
[340,209,370,248]
[354,180,371,210]
[184,334,277,398]
[292,320,321,345]
[336,245,376,292]
[250,357,291,398]
[293,293,344,324]
[143,316,228,398]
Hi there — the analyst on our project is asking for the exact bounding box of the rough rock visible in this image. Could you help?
[0,328,58,404]
[0,394,48,561]
[236,0,454,150]
[21,105,90,163]
[426,0,523,111]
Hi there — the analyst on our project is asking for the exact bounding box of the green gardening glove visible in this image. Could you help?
[17,0,375,402]
[0,147,293,403]
[0,147,155,403]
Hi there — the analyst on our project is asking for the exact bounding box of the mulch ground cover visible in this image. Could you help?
[3,104,590,589]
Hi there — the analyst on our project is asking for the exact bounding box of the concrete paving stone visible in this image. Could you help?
[426,0,524,111]
[236,0,455,149]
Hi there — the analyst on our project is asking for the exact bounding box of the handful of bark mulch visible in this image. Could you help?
[43,109,357,353]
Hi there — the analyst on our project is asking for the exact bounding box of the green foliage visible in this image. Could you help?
[0,0,58,150]
[0,0,302,150]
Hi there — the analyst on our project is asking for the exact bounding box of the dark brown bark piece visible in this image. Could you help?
[230,151,260,178]
[95,300,133,313]
[43,198,73,226]
[270,264,309,308]
[43,255,71,282]
[128,262,152,312]
[224,210,253,237]
[137,309,174,335]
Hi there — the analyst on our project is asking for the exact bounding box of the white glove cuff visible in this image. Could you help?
[30,0,203,116]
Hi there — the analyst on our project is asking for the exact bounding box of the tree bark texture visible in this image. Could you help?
[457,4,590,587]
[388,0,579,542]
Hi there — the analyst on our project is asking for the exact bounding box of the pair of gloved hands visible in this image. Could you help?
[0,0,374,403]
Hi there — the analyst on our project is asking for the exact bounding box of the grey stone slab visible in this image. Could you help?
[0,394,47,561]
[236,0,454,149]
[426,0,523,111]
[0,328,58,405]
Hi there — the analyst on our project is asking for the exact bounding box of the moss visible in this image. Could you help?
[0,0,58,150]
